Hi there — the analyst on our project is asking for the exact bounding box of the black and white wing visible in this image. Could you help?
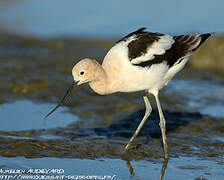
[105,27,211,69]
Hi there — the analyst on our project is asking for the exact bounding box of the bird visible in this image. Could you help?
[44,27,211,159]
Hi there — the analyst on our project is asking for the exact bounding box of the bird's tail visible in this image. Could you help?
[174,33,213,53]
[192,33,213,52]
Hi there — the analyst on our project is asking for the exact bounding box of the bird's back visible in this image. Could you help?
[102,28,211,93]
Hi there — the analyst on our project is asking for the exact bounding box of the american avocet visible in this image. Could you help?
[45,27,211,158]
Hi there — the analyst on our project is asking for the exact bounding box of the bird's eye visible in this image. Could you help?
[80,71,84,75]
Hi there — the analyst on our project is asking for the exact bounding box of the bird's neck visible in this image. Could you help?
[89,62,113,95]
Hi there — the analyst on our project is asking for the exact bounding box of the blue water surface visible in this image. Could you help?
[0,0,223,38]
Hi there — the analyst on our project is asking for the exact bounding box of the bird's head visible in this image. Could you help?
[43,58,99,119]
[72,58,98,85]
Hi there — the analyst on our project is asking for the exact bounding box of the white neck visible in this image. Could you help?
[88,62,113,95]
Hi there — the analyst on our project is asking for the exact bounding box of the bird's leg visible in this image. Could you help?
[154,93,169,159]
[122,95,152,153]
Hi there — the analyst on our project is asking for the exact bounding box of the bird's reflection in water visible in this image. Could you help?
[158,158,168,180]
[125,160,141,180]
[125,158,169,180]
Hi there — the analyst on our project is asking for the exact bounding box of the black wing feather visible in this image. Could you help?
[116,27,147,44]
[133,33,211,68]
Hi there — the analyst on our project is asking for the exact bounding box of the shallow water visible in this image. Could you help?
[0,34,223,180]
[0,100,78,131]
[0,156,224,180]
[166,78,224,118]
